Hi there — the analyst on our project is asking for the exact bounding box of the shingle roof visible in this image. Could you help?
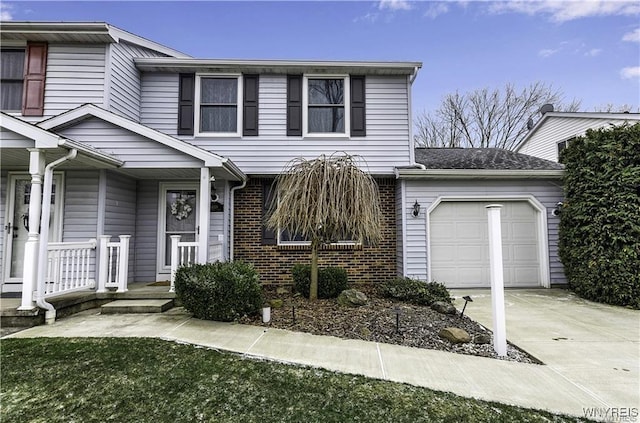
[414,148,564,170]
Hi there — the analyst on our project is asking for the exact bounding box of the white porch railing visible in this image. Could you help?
[43,239,97,298]
[97,235,131,293]
[170,236,224,292]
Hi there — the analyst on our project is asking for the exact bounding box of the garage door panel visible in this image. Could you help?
[430,201,541,288]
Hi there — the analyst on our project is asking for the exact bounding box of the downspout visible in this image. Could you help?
[407,66,425,170]
[36,148,77,323]
[228,178,247,261]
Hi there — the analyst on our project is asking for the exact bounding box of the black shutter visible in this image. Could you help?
[287,75,302,136]
[350,75,366,137]
[178,73,195,135]
[262,181,277,245]
[243,74,259,136]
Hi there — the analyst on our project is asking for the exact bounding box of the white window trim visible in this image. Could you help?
[302,74,350,138]
[194,73,243,137]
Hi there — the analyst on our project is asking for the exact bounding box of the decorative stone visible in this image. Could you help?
[438,327,471,344]
[269,299,284,309]
[337,289,368,307]
[473,333,491,344]
[276,287,290,296]
[431,301,457,315]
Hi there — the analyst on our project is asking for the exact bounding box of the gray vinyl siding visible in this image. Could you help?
[62,170,100,242]
[0,128,33,147]
[139,73,412,175]
[518,116,640,162]
[104,171,137,282]
[57,117,202,168]
[109,42,168,122]
[0,171,6,279]
[403,179,566,285]
[39,44,106,121]
[134,179,158,282]
[140,73,179,135]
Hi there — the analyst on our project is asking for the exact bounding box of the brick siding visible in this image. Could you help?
[234,178,398,286]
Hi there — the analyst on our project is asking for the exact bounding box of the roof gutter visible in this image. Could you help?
[396,169,564,179]
[58,138,123,168]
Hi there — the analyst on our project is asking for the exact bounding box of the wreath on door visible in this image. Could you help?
[170,197,193,221]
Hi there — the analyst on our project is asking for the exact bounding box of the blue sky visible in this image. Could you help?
[2,0,639,116]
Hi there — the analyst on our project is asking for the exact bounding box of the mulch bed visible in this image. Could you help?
[239,286,538,364]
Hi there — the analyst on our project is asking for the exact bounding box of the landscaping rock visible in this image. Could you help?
[276,287,290,296]
[270,299,284,309]
[431,301,457,315]
[473,334,491,345]
[337,289,368,307]
[439,327,471,344]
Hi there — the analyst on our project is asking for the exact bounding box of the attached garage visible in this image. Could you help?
[398,148,567,289]
[429,200,541,288]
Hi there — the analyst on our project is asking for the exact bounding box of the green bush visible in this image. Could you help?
[174,261,263,321]
[379,277,452,306]
[292,264,348,299]
[559,123,640,309]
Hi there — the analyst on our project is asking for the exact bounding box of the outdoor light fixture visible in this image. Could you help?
[412,200,421,217]
[460,295,473,318]
[210,184,219,203]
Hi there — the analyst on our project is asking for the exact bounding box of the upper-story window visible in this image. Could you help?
[1,48,26,111]
[303,76,350,136]
[195,75,243,136]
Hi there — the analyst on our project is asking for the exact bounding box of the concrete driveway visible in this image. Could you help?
[452,288,640,417]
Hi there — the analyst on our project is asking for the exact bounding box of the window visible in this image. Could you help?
[557,137,576,161]
[1,49,25,111]
[195,75,242,135]
[303,76,350,136]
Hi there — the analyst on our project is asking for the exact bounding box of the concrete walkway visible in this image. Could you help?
[4,289,638,419]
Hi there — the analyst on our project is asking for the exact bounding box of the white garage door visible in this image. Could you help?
[430,201,540,288]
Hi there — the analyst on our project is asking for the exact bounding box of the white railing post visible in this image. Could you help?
[97,235,111,293]
[486,204,507,357]
[170,235,181,293]
[117,235,131,293]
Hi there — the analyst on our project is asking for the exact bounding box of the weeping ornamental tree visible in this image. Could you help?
[266,154,382,300]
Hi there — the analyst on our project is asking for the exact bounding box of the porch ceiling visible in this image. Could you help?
[1,148,119,171]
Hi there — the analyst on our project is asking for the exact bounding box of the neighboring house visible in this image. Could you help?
[397,148,565,288]
[0,21,569,319]
[515,111,640,162]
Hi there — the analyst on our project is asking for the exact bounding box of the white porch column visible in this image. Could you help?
[198,167,211,264]
[486,204,507,357]
[18,149,45,310]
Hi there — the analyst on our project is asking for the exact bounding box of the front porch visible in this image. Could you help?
[0,281,177,329]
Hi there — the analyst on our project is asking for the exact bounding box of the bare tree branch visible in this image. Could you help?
[415,82,582,149]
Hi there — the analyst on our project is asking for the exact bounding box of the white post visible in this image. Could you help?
[97,235,111,293]
[486,204,507,357]
[117,235,131,293]
[170,235,181,293]
[198,167,211,264]
[19,149,45,311]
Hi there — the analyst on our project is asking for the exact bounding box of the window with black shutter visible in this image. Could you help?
[243,74,259,136]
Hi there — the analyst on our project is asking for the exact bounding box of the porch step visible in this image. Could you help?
[100,299,174,314]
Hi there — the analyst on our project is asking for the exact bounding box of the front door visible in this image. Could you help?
[156,183,198,280]
[2,173,63,292]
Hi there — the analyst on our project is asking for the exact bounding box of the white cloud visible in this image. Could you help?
[1,3,14,20]
[622,28,640,43]
[585,48,602,57]
[353,12,380,23]
[424,3,449,19]
[538,48,560,58]
[488,0,640,22]
[378,0,412,11]
[620,66,640,79]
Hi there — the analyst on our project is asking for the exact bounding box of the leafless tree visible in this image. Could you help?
[266,154,382,300]
[591,104,638,113]
[415,82,581,150]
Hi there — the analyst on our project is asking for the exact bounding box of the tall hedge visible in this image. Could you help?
[558,123,640,309]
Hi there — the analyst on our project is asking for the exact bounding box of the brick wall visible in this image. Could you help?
[234,178,398,286]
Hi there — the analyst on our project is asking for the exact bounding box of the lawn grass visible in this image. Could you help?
[1,338,592,423]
